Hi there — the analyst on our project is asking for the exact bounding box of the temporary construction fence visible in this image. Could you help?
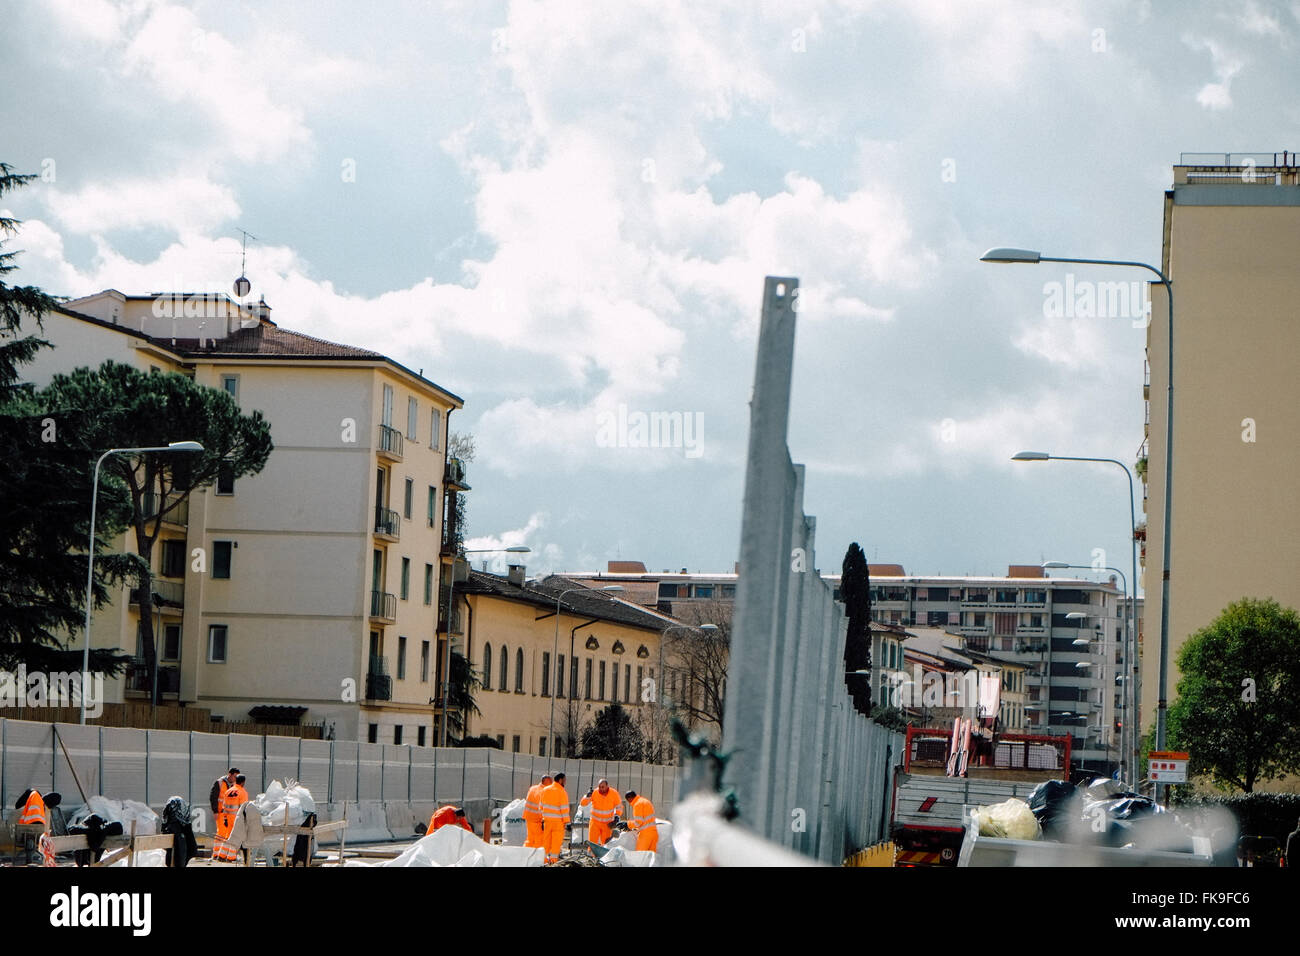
[0,717,677,842]
[719,277,903,865]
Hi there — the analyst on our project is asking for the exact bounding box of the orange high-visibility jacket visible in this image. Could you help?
[18,790,47,828]
[540,783,570,825]
[430,805,474,833]
[628,796,657,832]
[579,788,623,824]
[524,783,547,823]
[220,785,248,821]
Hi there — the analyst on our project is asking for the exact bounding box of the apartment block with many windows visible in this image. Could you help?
[19,290,462,742]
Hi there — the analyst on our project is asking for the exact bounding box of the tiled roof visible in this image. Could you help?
[171,325,384,359]
[459,571,678,633]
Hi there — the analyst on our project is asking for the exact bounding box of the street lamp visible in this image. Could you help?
[991,246,1174,800]
[1063,611,1116,774]
[439,545,530,747]
[82,442,204,725]
[547,585,625,755]
[1045,561,1134,781]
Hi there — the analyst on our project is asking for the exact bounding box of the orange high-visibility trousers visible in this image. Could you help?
[543,820,566,860]
[635,827,658,852]
[588,821,612,846]
[524,818,543,848]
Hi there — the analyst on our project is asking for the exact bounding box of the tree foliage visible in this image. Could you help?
[443,648,481,742]
[841,542,873,714]
[663,600,732,741]
[0,164,136,673]
[1167,598,1300,792]
[580,703,643,761]
[37,361,273,687]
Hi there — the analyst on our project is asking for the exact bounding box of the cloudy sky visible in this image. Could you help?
[4,0,1297,587]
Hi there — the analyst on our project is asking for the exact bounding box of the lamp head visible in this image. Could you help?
[1042,561,1069,569]
[1012,451,1050,461]
[981,247,1042,264]
[167,441,204,452]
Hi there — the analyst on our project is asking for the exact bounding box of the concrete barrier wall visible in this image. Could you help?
[0,718,678,841]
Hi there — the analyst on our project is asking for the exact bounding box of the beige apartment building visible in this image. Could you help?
[457,569,675,757]
[1140,154,1300,747]
[19,290,463,742]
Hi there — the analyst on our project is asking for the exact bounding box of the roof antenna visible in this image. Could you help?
[232,228,256,299]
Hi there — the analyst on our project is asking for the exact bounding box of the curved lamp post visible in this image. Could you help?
[83,442,204,724]
[547,584,625,755]
[989,247,1173,799]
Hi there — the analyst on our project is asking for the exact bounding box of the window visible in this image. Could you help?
[973,612,986,627]
[424,564,433,605]
[221,375,239,399]
[570,657,579,699]
[421,641,430,682]
[208,625,228,663]
[694,585,714,598]
[541,652,550,696]
[215,461,235,495]
[624,664,631,702]
[394,725,403,745]
[483,644,493,690]
[400,558,410,600]
[368,724,378,744]
[515,649,524,692]
[398,637,407,680]
[1024,590,1046,604]
[495,734,505,749]
[585,659,593,699]
[995,589,1018,603]
[403,478,414,519]
[512,735,521,753]
[427,486,437,528]
[213,541,233,579]
[407,397,418,440]
[994,612,1016,636]
[161,539,186,578]
[658,583,680,598]
[418,726,427,747]
[599,661,606,700]
[499,645,507,690]
[557,654,565,698]
[538,737,547,757]
[162,625,181,662]
[431,408,441,450]
[611,661,618,702]
[636,666,643,704]
[382,384,394,427]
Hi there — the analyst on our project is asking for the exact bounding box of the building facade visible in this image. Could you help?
[1140,154,1300,749]
[19,290,463,742]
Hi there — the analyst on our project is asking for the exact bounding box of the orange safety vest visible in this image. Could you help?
[524,783,547,823]
[629,796,657,832]
[580,788,622,824]
[430,806,474,833]
[220,785,248,820]
[18,790,47,828]
[540,783,570,824]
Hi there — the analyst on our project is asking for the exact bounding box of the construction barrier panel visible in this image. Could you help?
[146,729,190,805]
[332,740,359,803]
[299,738,332,802]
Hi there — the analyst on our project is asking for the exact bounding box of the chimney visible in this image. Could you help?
[507,564,525,587]
[254,296,273,324]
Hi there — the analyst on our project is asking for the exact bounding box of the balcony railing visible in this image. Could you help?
[369,590,397,623]
[125,660,180,695]
[366,653,392,700]
[142,492,189,526]
[374,505,400,539]
[378,424,403,459]
[129,579,185,608]
[444,456,470,491]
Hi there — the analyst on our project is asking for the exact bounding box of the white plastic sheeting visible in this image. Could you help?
[374,826,543,867]
[599,847,657,867]
[250,780,315,828]
[69,796,160,835]
[499,798,526,846]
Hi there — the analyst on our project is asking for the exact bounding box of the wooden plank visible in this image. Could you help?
[90,847,130,867]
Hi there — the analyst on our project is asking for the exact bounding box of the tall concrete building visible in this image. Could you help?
[19,290,463,743]
[1140,154,1300,742]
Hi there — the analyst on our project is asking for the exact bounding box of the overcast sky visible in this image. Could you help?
[4,0,1297,587]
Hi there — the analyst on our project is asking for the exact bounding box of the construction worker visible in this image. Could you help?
[213,774,249,862]
[579,779,622,849]
[209,767,239,817]
[429,805,474,834]
[540,771,571,864]
[624,790,658,853]
[523,774,552,849]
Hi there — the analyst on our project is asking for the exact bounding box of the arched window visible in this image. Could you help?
[515,648,524,692]
[483,644,493,691]
[499,644,508,690]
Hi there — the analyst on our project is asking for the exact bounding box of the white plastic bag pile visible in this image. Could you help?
[499,798,527,846]
[251,779,315,828]
[69,796,160,836]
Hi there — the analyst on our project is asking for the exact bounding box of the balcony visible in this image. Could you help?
[365,655,392,701]
[125,660,180,697]
[142,492,189,527]
[444,456,471,492]
[377,424,403,461]
[369,590,397,624]
[1016,626,1048,637]
[129,579,185,610]
[374,505,400,541]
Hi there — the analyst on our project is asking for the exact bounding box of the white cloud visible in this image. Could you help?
[1184,35,1244,110]
[43,174,239,236]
